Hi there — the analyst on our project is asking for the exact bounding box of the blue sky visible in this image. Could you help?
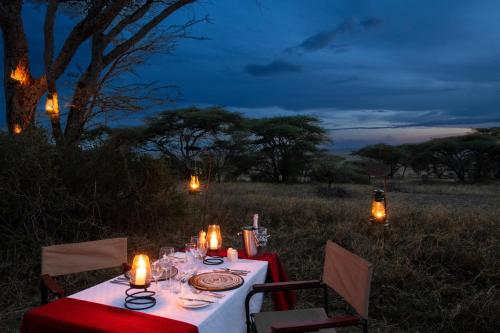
[2,0,500,149]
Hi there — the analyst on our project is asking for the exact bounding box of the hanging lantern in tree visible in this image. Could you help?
[45,92,59,116]
[189,174,201,194]
[13,124,22,134]
[370,189,389,225]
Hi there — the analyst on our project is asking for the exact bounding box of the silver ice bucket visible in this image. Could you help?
[241,226,270,258]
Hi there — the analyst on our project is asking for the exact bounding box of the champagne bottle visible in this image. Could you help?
[253,214,259,229]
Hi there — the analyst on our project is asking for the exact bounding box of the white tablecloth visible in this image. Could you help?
[70,256,268,333]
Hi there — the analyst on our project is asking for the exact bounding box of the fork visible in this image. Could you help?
[192,289,225,298]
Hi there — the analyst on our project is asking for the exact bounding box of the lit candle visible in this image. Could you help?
[135,256,147,286]
[210,231,218,250]
[135,267,146,286]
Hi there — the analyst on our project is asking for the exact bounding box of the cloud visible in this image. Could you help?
[245,59,301,76]
[286,16,381,54]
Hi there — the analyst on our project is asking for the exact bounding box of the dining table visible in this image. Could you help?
[21,251,294,333]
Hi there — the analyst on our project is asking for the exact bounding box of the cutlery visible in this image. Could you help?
[213,269,248,276]
[110,280,129,286]
[193,289,225,298]
[222,268,250,273]
[178,297,215,304]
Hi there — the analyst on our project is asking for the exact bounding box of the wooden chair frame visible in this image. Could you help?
[245,241,371,333]
[40,263,131,305]
[40,238,129,305]
[244,280,368,333]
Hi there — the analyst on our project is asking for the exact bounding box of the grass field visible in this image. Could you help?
[186,181,500,332]
[3,181,499,332]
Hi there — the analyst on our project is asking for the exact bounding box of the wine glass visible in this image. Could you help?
[159,257,173,292]
[197,237,209,261]
[151,261,163,294]
[159,246,175,261]
[185,242,197,270]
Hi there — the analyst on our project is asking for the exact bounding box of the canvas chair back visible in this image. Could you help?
[322,240,373,319]
[41,238,127,277]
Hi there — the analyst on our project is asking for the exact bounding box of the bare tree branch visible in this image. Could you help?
[50,0,129,79]
[104,0,155,43]
[103,0,195,66]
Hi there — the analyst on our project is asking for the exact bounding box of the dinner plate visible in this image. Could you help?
[189,272,244,291]
[177,297,211,309]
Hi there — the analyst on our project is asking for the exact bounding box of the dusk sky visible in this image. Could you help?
[2,0,500,149]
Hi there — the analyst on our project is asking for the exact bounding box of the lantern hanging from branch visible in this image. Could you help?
[45,92,59,116]
[189,174,201,194]
[129,254,152,288]
[10,63,29,85]
[13,124,22,135]
[370,189,389,226]
[207,224,222,250]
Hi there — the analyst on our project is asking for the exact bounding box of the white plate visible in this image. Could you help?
[177,297,211,309]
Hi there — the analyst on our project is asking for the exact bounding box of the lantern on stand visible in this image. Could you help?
[125,254,156,310]
[369,189,389,226]
[188,174,201,194]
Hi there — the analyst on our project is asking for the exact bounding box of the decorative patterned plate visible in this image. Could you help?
[189,272,244,291]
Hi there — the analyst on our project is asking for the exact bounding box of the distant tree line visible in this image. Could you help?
[354,128,500,182]
[86,107,365,183]
[86,108,500,184]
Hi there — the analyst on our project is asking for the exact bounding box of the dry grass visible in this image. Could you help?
[3,181,499,332]
[186,181,500,333]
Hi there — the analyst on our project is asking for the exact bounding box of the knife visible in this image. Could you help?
[178,297,215,303]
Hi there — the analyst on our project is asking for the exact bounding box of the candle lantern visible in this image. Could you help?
[207,224,222,250]
[125,254,156,310]
[370,189,389,226]
[130,254,152,288]
[188,174,201,194]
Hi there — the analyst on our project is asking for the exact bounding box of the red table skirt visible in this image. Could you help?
[209,249,297,311]
[21,298,198,333]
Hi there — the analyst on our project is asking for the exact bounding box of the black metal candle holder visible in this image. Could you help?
[124,285,156,310]
[203,255,224,265]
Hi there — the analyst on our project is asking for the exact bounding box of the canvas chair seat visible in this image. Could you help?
[253,308,336,333]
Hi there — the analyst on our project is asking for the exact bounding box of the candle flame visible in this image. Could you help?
[189,175,200,192]
[137,255,146,268]
[371,201,386,222]
[10,63,29,85]
[45,92,59,116]
[13,124,22,134]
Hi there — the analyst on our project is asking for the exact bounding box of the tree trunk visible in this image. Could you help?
[64,68,100,146]
[2,3,46,134]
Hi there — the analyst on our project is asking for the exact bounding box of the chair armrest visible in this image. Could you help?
[252,280,323,293]
[271,315,362,333]
[41,274,65,298]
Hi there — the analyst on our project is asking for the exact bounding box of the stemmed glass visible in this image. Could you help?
[159,246,175,260]
[197,237,209,262]
[159,246,175,292]
[151,261,163,294]
[185,242,197,269]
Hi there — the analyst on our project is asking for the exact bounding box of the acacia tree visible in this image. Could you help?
[142,107,244,173]
[1,0,199,143]
[249,116,327,182]
[354,143,404,178]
